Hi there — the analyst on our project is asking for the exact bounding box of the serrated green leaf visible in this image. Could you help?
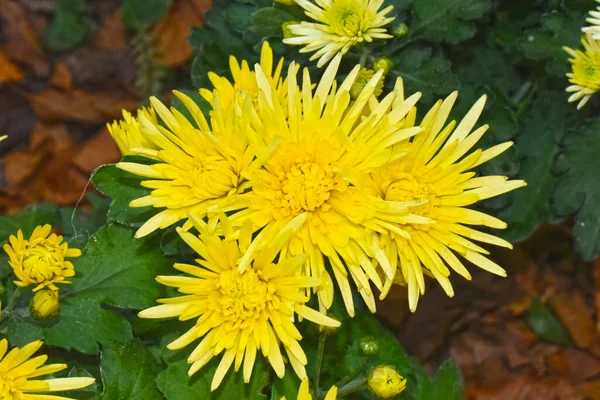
[96,340,163,399]
[156,348,269,399]
[7,224,172,354]
[526,298,572,345]
[390,47,459,103]
[500,91,574,242]
[59,194,110,249]
[414,360,465,400]
[122,0,171,32]
[410,0,491,43]
[0,203,60,243]
[519,11,584,76]
[227,5,259,33]
[91,163,154,229]
[252,7,296,37]
[270,374,301,400]
[553,118,600,261]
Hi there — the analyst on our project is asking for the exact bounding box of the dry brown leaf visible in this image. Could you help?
[95,9,127,51]
[153,0,211,66]
[72,127,120,173]
[0,49,24,84]
[594,258,600,336]
[0,0,49,76]
[466,376,584,400]
[28,89,138,123]
[48,62,72,91]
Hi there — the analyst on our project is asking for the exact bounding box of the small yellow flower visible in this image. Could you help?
[283,0,395,67]
[0,339,95,399]
[107,106,159,155]
[30,289,60,320]
[582,0,600,40]
[3,225,81,292]
[368,93,525,311]
[139,214,340,391]
[367,365,406,399]
[373,56,393,74]
[564,33,600,109]
[350,68,384,99]
[282,378,338,400]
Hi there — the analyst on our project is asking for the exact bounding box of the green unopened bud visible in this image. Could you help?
[30,289,60,320]
[373,56,393,75]
[359,336,380,355]
[282,21,299,39]
[367,365,407,399]
[350,68,385,100]
[275,0,297,5]
[392,23,409,39]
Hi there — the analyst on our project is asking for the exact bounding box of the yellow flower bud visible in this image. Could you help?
[350,68,385,100]
[30,289,60,320]
[367,365,407,399]
[282,21,299,39]
[373,56,394,75]
[275,0,296,6]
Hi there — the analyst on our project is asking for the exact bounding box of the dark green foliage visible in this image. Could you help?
[122,0,172,32]
[45,0,91,51]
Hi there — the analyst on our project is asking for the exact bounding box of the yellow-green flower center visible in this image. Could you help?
[326,2,366,37]
[218,269,272,324]
[573,54,600,89]
[282,162,338,213]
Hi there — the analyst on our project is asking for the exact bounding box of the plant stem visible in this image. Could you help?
[335,376,368,398]
[333,359,366,388]
[359,47,370,67]
[0,287,22,323]
[314,334,327,397]
[511,81,532,105]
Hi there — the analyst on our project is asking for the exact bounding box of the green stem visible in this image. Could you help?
[511,80,533,105]
[515,82,538,120]
[359,47,370,67]
[314,334,327,397]
[335,376,368,398]
[333,359,366,388]
[0,287,22,323]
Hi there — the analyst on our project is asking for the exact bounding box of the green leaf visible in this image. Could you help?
[96,340,163,399]
[390,47,459,103]
[414,360,465,400]
[500,91,574,242]
[519,11,583,76]
[227,5,259,33]
[7,224,172,354]
[156,347,269,399]
[410,0,491,43]
[45,11,89,52]
[0,203,60,243]
[553,118,600,261]
[91,163,154,229]
[526,298,572,345]
[252,7,296,37]
[270,374,301,400]
[122,0,172,32]
[58,193,111,249]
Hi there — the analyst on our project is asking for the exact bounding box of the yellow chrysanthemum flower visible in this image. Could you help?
[0,339,95,399]
[3,225,81,292]
[367,92,526,311]
[283,0,395,67]
[213,55,425,316]
[139,213,340,391]
[200,41,287,109]
[367,365,406,399]
[582,0,600,40]
[564,33,600,109]
[107,107,159,155]
[281,378,338,400]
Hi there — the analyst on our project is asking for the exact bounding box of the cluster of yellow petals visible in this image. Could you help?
[139,213,339,390]
[564,32,600,109]
[3,225,81,292]
[0,339,94,400]
[107,106,159,156]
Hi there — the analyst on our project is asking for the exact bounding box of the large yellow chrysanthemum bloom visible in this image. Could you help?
[564,33,600,109]
[200,41,288,109]
[213,56,424,316]
[139,213,340,391]
[582,0,600,40]
[367,92,526,311]
[281,378,338,400]
[283,0,395,67]
[0,339,95,399]
[3,225,81,292]
[107,107,159,156]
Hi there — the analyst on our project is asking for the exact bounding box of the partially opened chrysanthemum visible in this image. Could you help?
[0,339,95,399]
[564,33,600,109]
[108,106,159,156]
[211,54,426,316]
[139,214,340,390]
[367,92,526,311]
[283,0,395,67]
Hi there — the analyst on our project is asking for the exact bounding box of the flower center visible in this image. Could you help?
[282,162,338,213]
[187,159,236,201]
[384,173,430,204]
[573,55,600,89]
[218,269,271,324]
[22,244,63,284]
[327,2,365,37]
